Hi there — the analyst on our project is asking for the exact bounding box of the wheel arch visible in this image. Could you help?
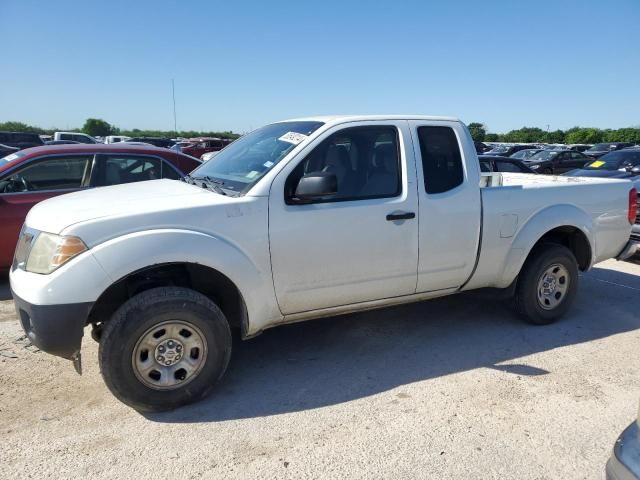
[89,262,249,338]
[499,204,595,288]
[86,229,281,339]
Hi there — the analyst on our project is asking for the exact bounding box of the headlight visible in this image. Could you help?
[529,164,541,170]
[25,232,87,274]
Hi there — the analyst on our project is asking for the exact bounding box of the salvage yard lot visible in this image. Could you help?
[1,259,639,479]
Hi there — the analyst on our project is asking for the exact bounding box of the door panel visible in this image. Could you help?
[0,191,68,268]
[269,121,419,314]
[409,121,482,292]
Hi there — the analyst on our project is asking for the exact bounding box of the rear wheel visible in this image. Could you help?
[515,243,578,325]
[99,287,232,412]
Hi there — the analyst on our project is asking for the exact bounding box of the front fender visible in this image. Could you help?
[497,204,595,288]
[89,229,281,334]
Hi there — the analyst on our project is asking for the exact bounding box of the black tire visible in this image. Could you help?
[515,243,578,325]
[99,287,232,412]
[542,167,553,175]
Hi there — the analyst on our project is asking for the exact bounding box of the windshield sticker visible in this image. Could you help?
[263,161,274,168]
[278,132,308,145]
[2,153,20,162]
[246,170,260,179]
[590,160,605,168]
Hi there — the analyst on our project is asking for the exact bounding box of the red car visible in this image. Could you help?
[0,144,201,270]
[181,137,232,159]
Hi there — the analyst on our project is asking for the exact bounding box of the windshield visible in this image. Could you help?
[511,149,539,159]
[584,151,640,170]
[486,146,508,154]
[190,121,324,194]
[0,151,26,168]
[528,150,559,161]
[587,143,614,152]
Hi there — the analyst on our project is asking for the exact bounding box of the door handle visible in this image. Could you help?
[386,212,415,221]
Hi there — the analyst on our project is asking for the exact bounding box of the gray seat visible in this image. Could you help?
[104,161,123,184]
[361,144,398,196]
[322,144,356,197]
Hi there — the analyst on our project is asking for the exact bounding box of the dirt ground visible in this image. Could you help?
[1,259,639,479]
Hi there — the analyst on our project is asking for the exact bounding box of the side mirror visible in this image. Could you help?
[293,172,337,203]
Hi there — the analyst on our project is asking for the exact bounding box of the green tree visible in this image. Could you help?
[0,121,44,133]
[484,133,499,142]
[467,122,486,142]
[542,129,565,144]
[502,127,546,143]
[564,127,603,144]
[82,118,115,137]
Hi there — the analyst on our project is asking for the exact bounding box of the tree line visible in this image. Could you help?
[467,123,640,144]
[0,119,240,140]
[2,118,639,145]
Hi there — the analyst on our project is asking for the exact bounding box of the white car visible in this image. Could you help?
[53,131,98,144]
[104,135,132,144]
[10,115,638,411]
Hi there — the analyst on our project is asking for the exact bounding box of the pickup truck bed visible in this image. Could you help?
[469,172,632,290]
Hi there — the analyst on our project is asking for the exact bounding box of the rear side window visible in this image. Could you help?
[162,161,182,180]
[417,126,464,194]
[95,155,161,186]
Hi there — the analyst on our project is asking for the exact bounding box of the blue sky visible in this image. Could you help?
[2,0,639,134]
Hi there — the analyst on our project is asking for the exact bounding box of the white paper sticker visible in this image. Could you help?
[278,132,308,145]
[2,153,20,162]
[246,170,260,179]
[263,161,274,168]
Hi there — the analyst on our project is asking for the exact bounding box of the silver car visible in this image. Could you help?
[607,402,640,480]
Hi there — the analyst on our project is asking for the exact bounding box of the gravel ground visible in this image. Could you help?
[1,259,639,479]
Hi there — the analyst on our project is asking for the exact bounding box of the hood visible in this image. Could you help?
[26,179,232,236]
[563,169,633,179]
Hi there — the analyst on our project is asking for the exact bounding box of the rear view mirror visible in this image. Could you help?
[293,172,337,202]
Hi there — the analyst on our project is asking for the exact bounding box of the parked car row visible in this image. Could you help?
[1,131,236,162]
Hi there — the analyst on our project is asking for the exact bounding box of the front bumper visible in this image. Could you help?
[12,290,93,359]
[607,421,640,480]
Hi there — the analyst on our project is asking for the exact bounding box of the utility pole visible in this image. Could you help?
[171,79,177,136]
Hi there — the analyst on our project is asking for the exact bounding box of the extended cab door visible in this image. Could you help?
[408,121,482,292]
[268,121,419,314]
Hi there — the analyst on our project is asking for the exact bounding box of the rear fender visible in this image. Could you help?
[497,204,595,288]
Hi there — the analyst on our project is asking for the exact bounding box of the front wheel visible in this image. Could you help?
[515,243,578,325]
[99,287,232,412]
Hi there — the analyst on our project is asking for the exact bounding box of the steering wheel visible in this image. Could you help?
[9,175,33,192]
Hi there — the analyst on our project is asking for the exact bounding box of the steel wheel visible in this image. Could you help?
[132,320,208,390]
[536,263,570,310]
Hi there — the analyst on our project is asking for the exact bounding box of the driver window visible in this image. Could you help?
[285,125,401,203]
[0,156,91,193]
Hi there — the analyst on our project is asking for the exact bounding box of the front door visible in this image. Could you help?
[0,154,92,268]
[268,122,419,314]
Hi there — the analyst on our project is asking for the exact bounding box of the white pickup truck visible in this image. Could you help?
[10,115,638,411]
